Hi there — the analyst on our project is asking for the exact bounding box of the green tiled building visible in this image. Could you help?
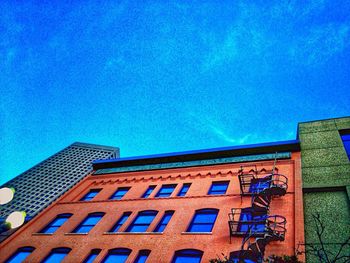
[298,117,350,262]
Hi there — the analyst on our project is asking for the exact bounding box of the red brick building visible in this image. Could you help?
[0,141,305,263]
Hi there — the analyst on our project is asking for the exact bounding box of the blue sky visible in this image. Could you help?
[1,0,350,185]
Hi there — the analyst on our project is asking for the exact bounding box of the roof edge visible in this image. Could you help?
[92,139,300,170]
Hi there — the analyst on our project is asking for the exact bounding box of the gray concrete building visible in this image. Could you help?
[0,142,118,241]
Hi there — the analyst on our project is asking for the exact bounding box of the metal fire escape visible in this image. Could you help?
[228,162,288,263]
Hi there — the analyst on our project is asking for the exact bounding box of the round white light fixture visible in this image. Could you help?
[0,187,15,205]
[5,211,26,229]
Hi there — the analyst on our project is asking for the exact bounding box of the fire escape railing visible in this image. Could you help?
[228,164,288,263]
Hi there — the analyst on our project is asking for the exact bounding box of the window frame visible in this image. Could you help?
[110,212,132,232]
[42,247,71,263]
[80,189,101,201]
[134,250,151,263]
[171,249,203,263]
[187,208,219,233]
[237,207,267,234]
[249,177,271,194]
[102,248,132,263]
[40,213,72,234]
[141,185,156,198]
[340,129,350,159]
[208,181,229,195]
[5,246,35,263]
[153,211,174,233]
[177,183,191,197]
[125,210,158,233]
[109,187,130,200]
[83,249,101,263]
[72,212,105,234]
[155,184,177,198]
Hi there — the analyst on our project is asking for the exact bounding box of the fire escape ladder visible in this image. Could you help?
[229,166,288,263]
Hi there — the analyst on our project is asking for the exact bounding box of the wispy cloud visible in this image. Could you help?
[202,29,238,71]
[188,112,253,144]
[289,23,350,66]
[201,0,350,71]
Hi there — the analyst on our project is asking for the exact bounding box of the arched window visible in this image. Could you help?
[102,248,132,263]
[134,250,151,263]
[110,212,132,232]
[72,212,104,233]
[5,246,35,263]
[83,249,101,263]
[153,211,174,232]
[187,209,219,232]
[42,247,71,263]
[172,249,203,263]
[40,213,72,234]
[126,210,158,232]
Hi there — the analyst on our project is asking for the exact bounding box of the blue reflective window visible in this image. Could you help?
[42,247,71,263]
[83,249,101,263]
[5,247,35,263]
[110,187,130,200]
[141,186,156,198]
[177,183,191,197]
[134,250,151,263]
[249,178,271,194]
[126,211,157,232]
[102,248,131,263]
[154,211,174,232]
[231,259,255,263]
[340,130,350,159]
[238,208,267,234]
[155,184,177,198]
[187,209,218,232]
[110,212,132,232]
[208,181,229,195]
[80,189,101,201]
[172,249,203,263]
[40,213,72,234]
[73,213,104,233]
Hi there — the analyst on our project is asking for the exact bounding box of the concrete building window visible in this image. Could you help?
[187,209,219,232]
[42,247,71,263]
[126,210,158,232]
[83,249,101,263]
[72,212,104,233]
[177,183,191,197]
[102,248,131,263]
[109,187,130,200]
[141,185,156,198]
[134,250,151,263]
[80,189,101,201]
[171,249,203,263]
[208,181,229,195]
[155,184,177,198]
[153,211,174,232]
[40,213,72,234]
[110,212,132,232]
[5,246,35,263]
[340,130,350,159]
